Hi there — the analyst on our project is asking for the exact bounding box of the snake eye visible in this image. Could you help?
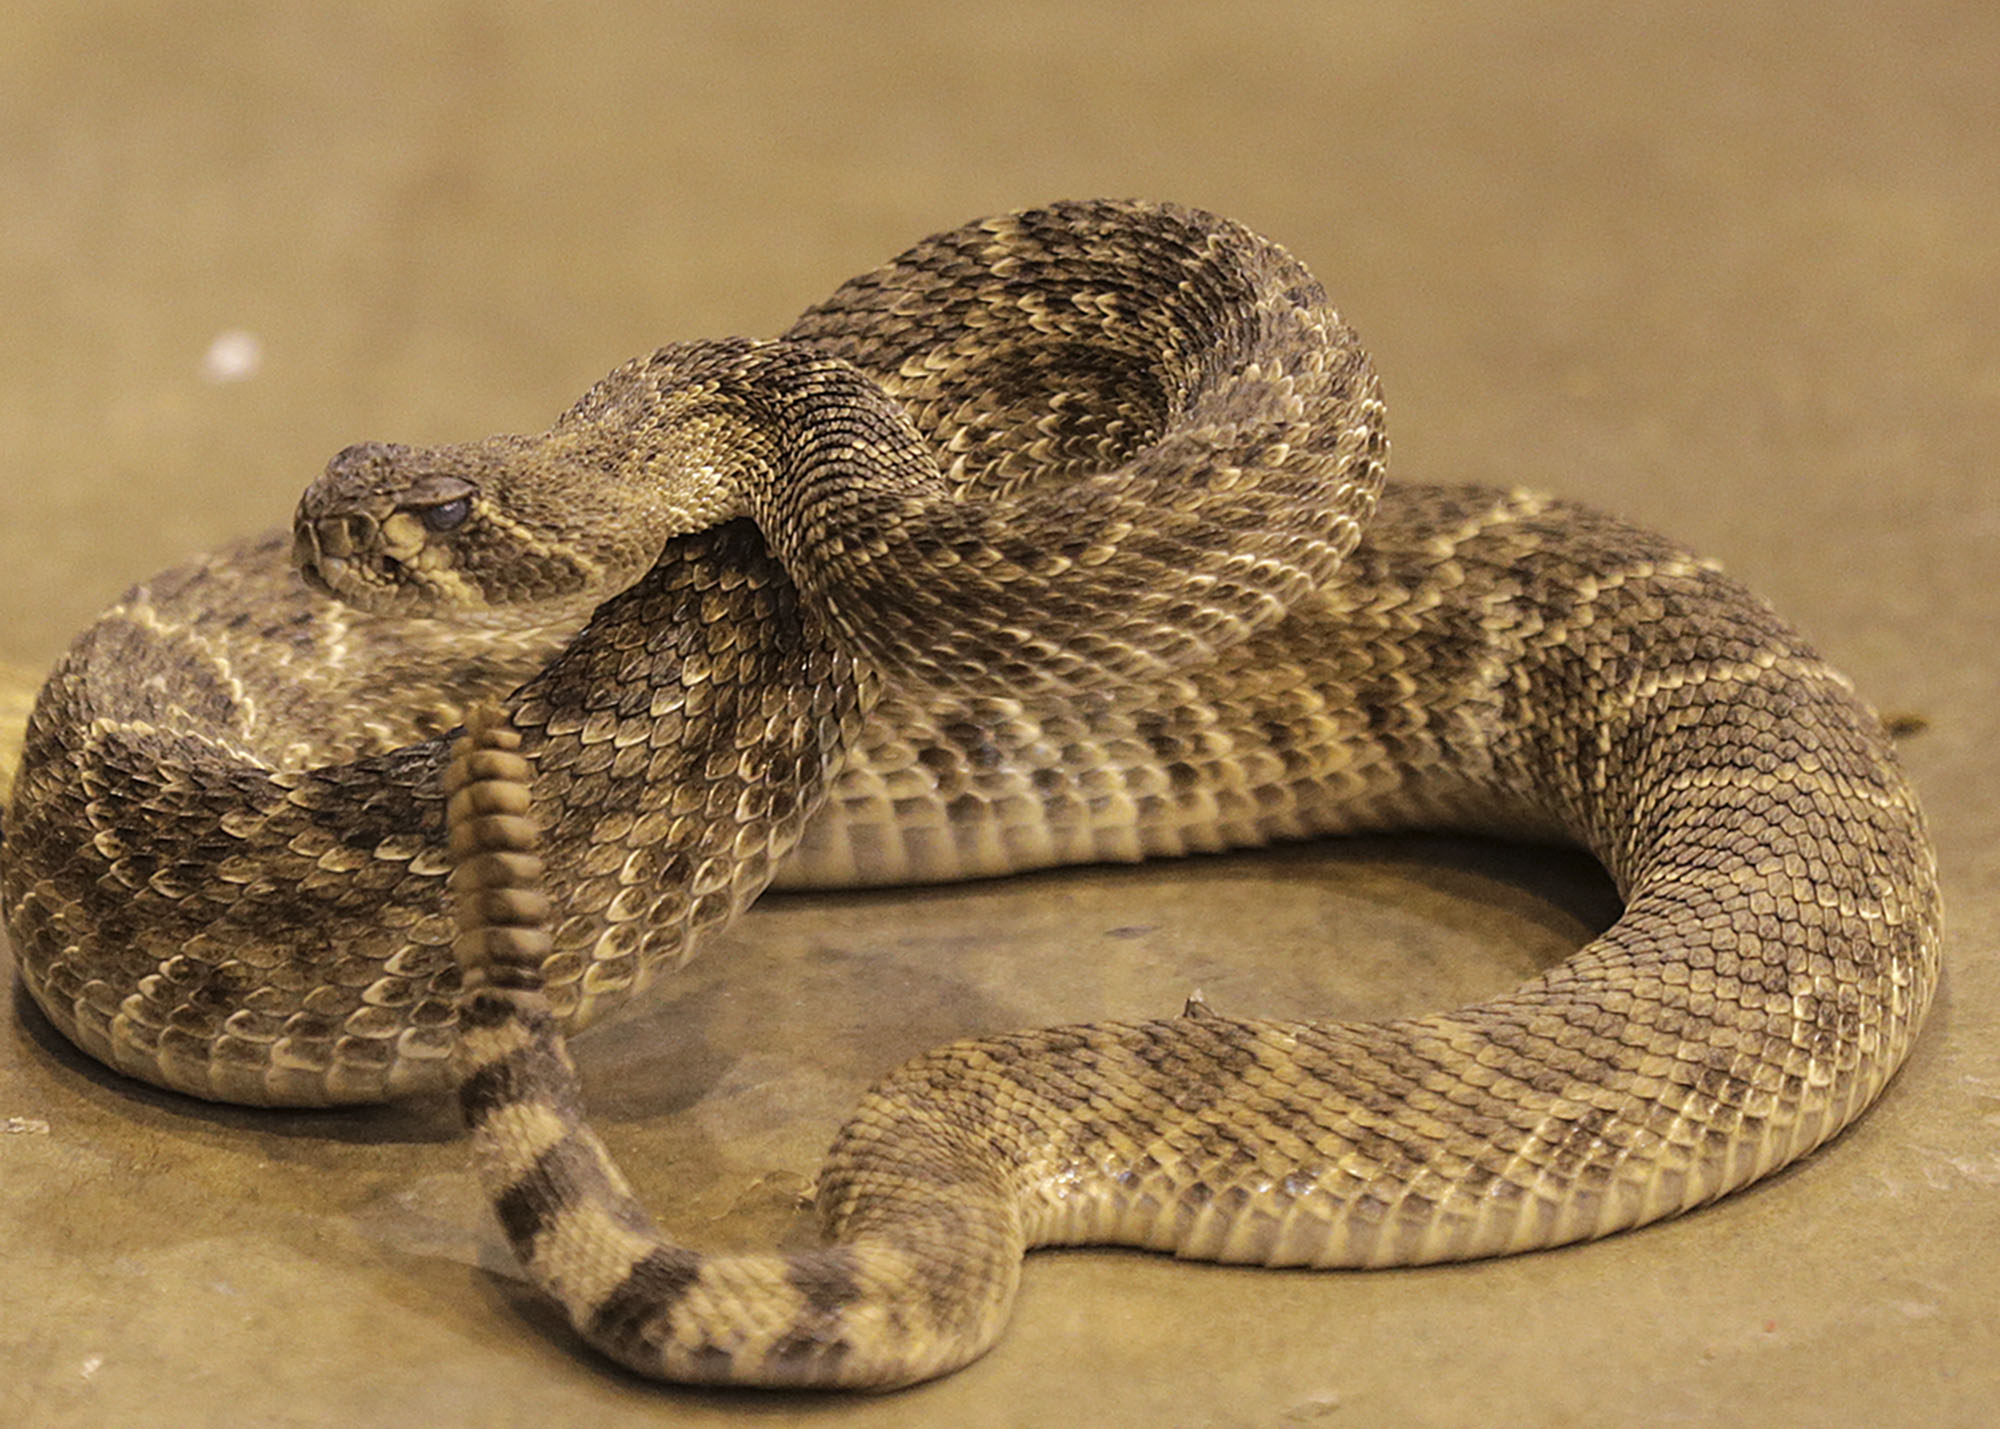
[418,496,472,533]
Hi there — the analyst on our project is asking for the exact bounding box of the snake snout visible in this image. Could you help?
[292,507,386,599]
[313,512,377,560]
[292,442,414,571]
[292,509,378,566]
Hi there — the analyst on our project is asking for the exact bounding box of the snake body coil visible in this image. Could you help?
[1,202,1940,1388]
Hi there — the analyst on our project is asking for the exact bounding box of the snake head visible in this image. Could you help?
[292,431,669,619]
[292,345,783,622]
[293,442,497,615]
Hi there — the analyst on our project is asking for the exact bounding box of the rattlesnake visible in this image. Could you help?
[0,201,1940,1389]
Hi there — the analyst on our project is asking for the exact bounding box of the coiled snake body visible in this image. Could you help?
[0,202,1940,1389]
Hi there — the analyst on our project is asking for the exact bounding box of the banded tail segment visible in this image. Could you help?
[443,704,1022,1389]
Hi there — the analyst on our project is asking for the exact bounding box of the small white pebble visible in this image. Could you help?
[200,329,264,384]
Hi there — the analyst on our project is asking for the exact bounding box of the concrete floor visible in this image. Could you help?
[3,4,1996,1425]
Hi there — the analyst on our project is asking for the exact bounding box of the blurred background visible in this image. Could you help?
[2,5,1994,1425]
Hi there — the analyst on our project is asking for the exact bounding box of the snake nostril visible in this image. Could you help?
[315,514,374,559]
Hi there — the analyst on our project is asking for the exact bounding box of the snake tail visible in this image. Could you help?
[446,703,1026,1388]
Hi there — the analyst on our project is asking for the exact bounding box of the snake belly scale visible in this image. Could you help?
[0,201,1939,1389]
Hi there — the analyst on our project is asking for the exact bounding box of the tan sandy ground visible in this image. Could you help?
[2,5,1994,1425]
